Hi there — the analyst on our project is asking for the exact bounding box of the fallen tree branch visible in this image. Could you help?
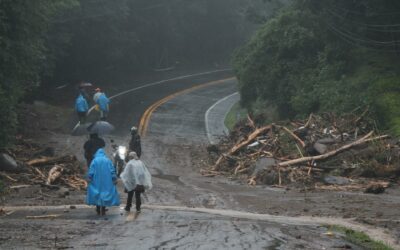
[247,114,256,129]
[280,126,306,148]
[27,155,75,166]
[276,131,374,168]
[353,107,369,125]
[213,125,272,170]
[0,172,18,182]
[304,113,313,128]
[364,135,389,143]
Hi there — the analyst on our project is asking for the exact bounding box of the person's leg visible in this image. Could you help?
[135,190,142,212]
[96,206,100,215]
[101,206,106,216]
[81,112,86,124]
[125,190,134,211]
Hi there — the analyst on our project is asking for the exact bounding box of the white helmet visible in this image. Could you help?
[130,126,138,135]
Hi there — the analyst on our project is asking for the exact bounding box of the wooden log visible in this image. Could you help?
[27,155,75,166]
[10,185,31,189]
[26,214,61,219]
[276,131,374,168]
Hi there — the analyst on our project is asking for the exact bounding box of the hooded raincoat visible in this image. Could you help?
[96,93,109,112]
[75,94,89,112]
[120,159,152,192]
[86,149,120,206]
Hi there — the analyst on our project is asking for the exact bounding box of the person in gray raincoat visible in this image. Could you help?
[120,152,152,212]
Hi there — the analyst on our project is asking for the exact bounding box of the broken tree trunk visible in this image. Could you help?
[276,131,374,168]
[46,165,63,185]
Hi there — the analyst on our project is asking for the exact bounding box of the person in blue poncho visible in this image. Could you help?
[75,93,89,124]
[86,148,120,215]
[95,89,110,121]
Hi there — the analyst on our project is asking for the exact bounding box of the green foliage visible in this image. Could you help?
[370,77,400,135]
[225,103,248,131]
[330,225,394,250]
[0,0,78,148]
[233,1,400,132]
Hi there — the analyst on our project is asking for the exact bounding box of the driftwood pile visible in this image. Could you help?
[0,139,86,191]
[203,110,400,191]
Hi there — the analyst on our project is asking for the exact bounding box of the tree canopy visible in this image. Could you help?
[233,0,400,134]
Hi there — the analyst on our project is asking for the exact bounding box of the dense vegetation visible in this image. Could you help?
[0,0,287,148]
[234,0,400,134]
[0,0,78,148]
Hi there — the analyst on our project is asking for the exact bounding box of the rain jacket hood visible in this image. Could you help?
[120,159,152,192]
[86,148,120,206]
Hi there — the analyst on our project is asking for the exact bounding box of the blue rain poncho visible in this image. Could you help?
[86,149,120,206]
[75,94,88,112]
[96,93,109,112]
[120,159,152,192]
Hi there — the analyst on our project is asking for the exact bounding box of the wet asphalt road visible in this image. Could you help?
[75,75,358,249]
[0,71,386,249]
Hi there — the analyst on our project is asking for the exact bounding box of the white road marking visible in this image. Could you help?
[205,92,240,145]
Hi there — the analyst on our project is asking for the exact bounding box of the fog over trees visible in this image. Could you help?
[0,0,285,147]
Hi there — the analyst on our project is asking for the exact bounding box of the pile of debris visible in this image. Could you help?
[0,138,86,192]
[203,110,400,192]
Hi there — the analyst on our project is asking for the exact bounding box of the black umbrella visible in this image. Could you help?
[87,121,115,135]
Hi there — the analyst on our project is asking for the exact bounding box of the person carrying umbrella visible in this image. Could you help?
[75,93,89,124]
[83,133,105,167]
[86,148,120,216]
[120,151,152,213]
[78,81,92,102]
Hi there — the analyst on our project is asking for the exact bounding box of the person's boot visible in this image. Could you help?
[101,206,106,216]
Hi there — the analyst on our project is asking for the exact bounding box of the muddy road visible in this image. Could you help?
[1,72,400,249]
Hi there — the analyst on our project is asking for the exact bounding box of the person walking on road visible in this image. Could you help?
[120,152,152,213]
[86,148,120,216]
[93,88,102,103]
[93,88,110,121]
[83,133,105,167]
[75,93,89,124]
[129,126,142,158]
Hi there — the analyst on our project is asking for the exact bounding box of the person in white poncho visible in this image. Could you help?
[120,151,152,212]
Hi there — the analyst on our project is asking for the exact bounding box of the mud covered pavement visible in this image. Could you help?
[1,74,400,249]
